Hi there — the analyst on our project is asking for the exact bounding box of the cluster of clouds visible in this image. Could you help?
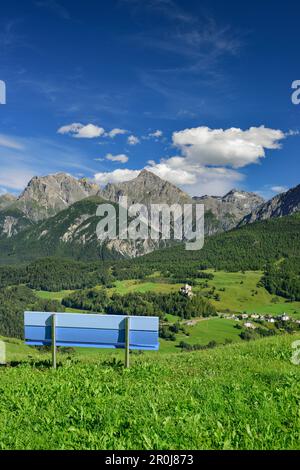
[57,123,165,169]
[172,126,285,169]
[0,124,291,196]
[93,125,289,195]
[57,122,164,148]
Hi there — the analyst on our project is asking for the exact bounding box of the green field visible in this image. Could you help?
[34,270,300,318]
[159,318,242,353]
[1,334,300,450]
[30,270,300,356]
[107,280,182,295]
[195,271,300,316]
[34,289,74,302]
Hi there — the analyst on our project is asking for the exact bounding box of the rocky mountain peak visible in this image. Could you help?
[193,188,264,234]
[101,169,192,206]
[240,184,300,225]
[17,172,99,222]
[222,189,264,210]
[136,169,153,178]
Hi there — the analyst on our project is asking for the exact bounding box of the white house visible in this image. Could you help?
[180,284,193,297]
[241,314,249,320]
[281,314,290,322]
[244,322,256,329]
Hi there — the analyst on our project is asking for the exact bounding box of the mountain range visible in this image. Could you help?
[239,184,300,225]
[193,189,264,234]
[0,170,299,263]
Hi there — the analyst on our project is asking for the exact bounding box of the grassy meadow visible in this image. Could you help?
[30,269,300,354]
[195,270,300,316]
[2,267,300,450]
[0,334,300,450]
[34,269,300,318]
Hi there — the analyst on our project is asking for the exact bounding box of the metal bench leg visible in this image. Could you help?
[52,314,57,369]
[125,316,130,368]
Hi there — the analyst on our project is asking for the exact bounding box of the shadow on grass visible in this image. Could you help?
[5,359,63,369]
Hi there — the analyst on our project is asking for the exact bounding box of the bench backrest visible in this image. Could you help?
[24,312,159,350]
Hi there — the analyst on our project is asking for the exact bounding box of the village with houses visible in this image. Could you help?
[179,283,300,330]
[222,312,300,329]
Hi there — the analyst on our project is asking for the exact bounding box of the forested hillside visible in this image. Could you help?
[0,213,299,302]
[134,213,300,271]
[0,285,63,339]
[62,289,216,319]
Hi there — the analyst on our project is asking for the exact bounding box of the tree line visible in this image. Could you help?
[0,285,63,339]
[62,289,217,320]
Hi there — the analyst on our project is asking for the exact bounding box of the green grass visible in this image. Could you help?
[32,270,300,318]
[108,272,300,316]
[159,318,242,353]
[1,334,300,450]
[0,336,41,363]
[108,280,182,295]
[184,318,242,344]
[34,289,74,302]
[195,270,300,317]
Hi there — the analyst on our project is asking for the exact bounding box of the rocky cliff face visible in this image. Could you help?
[193,189,264,233]
[240,184,300,225]
[0,173,99,239]
[0,169,297,262]
[0,207,33,239]
[94,172,262,240]
[0,196,171,263]
[16,173,99,222]
[101,169,192,207]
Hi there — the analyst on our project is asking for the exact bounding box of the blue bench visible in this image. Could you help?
[24,311,159,368]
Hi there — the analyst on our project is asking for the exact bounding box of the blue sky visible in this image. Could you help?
[0,0,300,198]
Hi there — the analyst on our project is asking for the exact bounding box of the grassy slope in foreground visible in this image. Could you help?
[0,334,300,450]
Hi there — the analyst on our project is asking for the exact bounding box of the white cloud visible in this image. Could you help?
[286,129,300,136]
[107,128,128,138]
[92,124,288,196]
[173,126,285,168]
[93,156,243,195]
[57,123,105,139]
[0,134,24,150]
[146,157,244,196]
[149,130,163,138]
[146,157,196,185]
[105,153,129,164]
[271,186,288,194]
[94,169,140,186]
[127,135,140,145]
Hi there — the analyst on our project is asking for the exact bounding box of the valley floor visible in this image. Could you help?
[31,269,300,354]
[34,270,300,318]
